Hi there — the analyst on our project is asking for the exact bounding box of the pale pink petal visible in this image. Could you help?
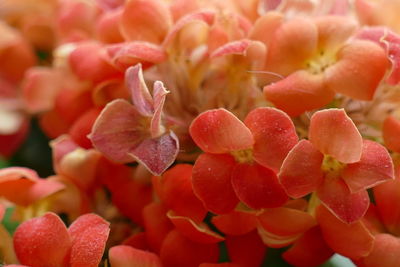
[244,107,298,171]
[342,140,394,193]
[150,81,168,138]
[125,64,154,117]
[189,109,254,154]
[109,245,162,267]
[317,178,370,224]
[279,140,324,198]
[68,213,110,267]
[89,99,144,163]
[210,39,251,58]
[128,132,179,176]
[309,109,363,163]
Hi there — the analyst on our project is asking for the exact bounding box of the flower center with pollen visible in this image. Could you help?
[306,50,336,75]
[231,149,254,164]
[321,154,345,178]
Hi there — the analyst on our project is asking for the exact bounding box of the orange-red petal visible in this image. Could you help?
[317,177,370,224]
[342,140,394,193]
[279,140,324,198]
[383,115,400,153]
[361,234,400,267]
[309,109,363,163]
[13,213,71,267]
[244,107,298,171]
[192,153,239,214]
[232,163,288,209]
[189,109,254,154]
[68,214,110,267]
[211,210,257,236]
[109,245,162,267]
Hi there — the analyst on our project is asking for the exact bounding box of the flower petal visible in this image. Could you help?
[120,0,172,43]
[167,211,224,244]
[309,108,363,163]
[109,245,162,267]
[125,64,154,117]
[317,178,370,224]
[316,205,374,259]
[211,210,257,236]
[150,81,168,138]
[68,214,110,267]
[160,230,219,267]
[189,109,254,154]
[263,70,334,117]
[128,131,179,176]
[383,115,400,153]
[89,99,144,163]
[192,153,239,214]
[342,140,394,193]
[361,234,400,267]
[13,213,71,267]
[231,163,288,209]
[325,40,388,100]
[244,107,298,171]
[160,164,207,222]
[282,227,334,267]
[279,140,324,198]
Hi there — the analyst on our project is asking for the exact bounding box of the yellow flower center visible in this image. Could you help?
[231,149,254,164]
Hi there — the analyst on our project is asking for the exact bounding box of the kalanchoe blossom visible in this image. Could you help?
[89,63,179,175]
[190,107,298,213]
[13,212,110,267]
[279,108,394,223]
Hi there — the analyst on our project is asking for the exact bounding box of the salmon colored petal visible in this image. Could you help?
[315,16,356,52]
[92,79,130,106]
[316,205,374,259]
[244,107,298,171]
[109,245,162,267]
[309,108,363,163]
[211,210,257,236]
[160,164,207,222]
[142,202,173,253]
[69,108,101,149]
[120,0,172,43]
[128,132,179,176]
[50,135,79,173]
[373,171,400,236]
[160,230,219,267]
[266,17,318,76]
[189,109,254,154]
[317,177,370,224]
[279,140,324,198]
[69,42,120,83]
[107,42,166,71]
[282,227,334,267]
[192,153,239,214]
[232,163,288,209]
[13,212,71,267]
[361,234,400,267]
[125,64,154,117]
[22,67,62,113]
[167,211,224,244]
[325,40,387,100]
[225,231,266,267]
[257,206,316,237]
[96,9,124,44]
[68,214,110,267]
[39,110,71,139]
[210,39,253,58]
[342,140,394,193]
[89,99,145,163]
[163,10,215,47]
[383,115,400,152]
[263,70,334,117]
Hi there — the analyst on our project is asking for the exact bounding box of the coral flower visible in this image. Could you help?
[189,107,298,213]
[279,108,394,223]
[257,15,388,116]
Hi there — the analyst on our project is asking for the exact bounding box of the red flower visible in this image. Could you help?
[279,108,394,223]
[189,107,298,213]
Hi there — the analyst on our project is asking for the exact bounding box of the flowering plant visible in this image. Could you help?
[1,0,400,266]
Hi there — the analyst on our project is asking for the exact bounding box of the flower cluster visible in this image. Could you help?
[1,0,400,266]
